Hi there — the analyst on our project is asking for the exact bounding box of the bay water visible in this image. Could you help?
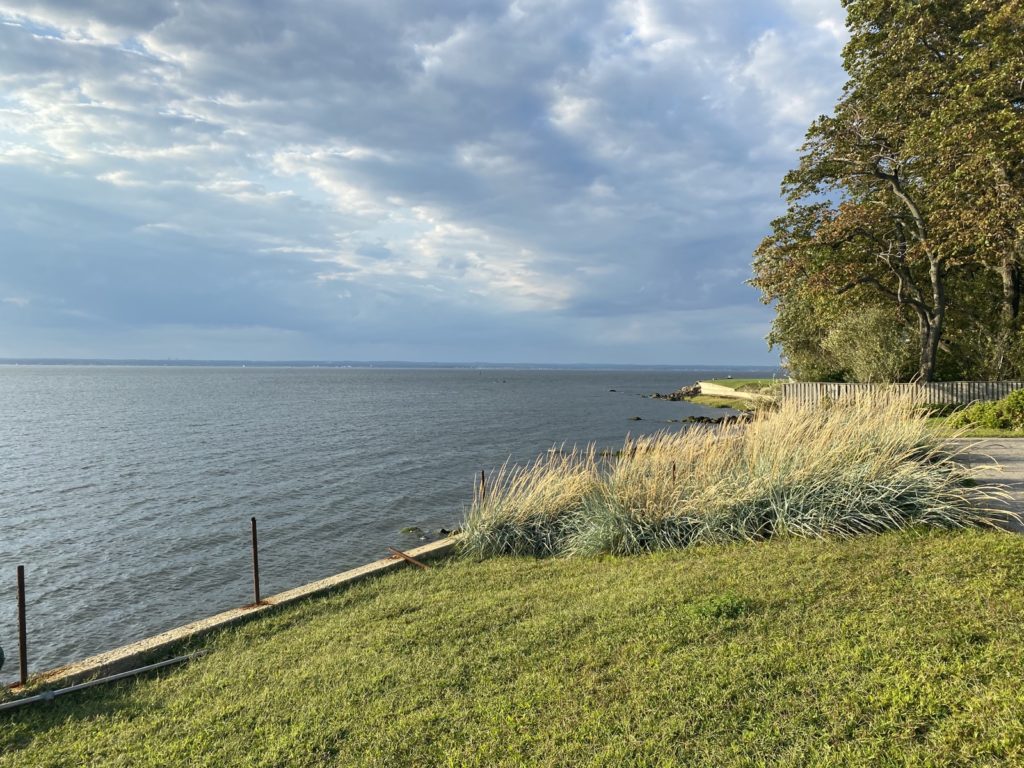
[0,365,774,679]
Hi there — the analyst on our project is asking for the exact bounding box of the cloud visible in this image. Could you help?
[0,0,847,363]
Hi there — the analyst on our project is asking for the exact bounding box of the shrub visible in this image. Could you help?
[948,389,1024,431]
[461,394,1009,558]
[919,402,961,418]
[948,402,997,429]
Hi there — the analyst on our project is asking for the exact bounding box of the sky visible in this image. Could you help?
[0,0,847,365]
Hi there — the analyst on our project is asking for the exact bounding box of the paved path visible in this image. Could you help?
[950,438,1024,532]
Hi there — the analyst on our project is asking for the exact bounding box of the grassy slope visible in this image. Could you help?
[5,532,1024,766]
[687,394,754,410]
[686,378,773,409]
[688,379,773,408]
[703,378,776,392]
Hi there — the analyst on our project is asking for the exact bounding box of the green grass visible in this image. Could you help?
[703,377,776,392]
[5,531,1024,766]
[687,394,755,410]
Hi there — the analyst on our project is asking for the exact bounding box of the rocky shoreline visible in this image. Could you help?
[686,412,752,425]
[650,383,702,401]
[646,381,753,426]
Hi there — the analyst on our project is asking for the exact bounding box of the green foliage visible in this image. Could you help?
[687,593,757,621]
[6,533,1024,765]
[752,0,1024,382]
[948,389,1024,431]
[821,305,917,383]
[952,402,1002,430]
[767,295,846,381]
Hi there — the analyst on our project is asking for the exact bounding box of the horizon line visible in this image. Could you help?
[0,357,780,370]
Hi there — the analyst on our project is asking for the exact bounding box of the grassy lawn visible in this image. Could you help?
[688,394,754,410]
[928,415,1024,438]
[4,531,1024,766]
[703,377,776,392]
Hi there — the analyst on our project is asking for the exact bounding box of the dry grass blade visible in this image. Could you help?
[460,393,1016,558]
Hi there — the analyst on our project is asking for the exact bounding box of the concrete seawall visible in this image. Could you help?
[28,536,459,690]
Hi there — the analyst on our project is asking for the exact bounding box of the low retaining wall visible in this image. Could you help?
[29,537,459,690]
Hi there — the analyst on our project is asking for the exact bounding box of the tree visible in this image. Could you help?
[753,113,951,380]
[753,0,1024,381]
[822,305,917,383]
[920,0,1024,375]
[848,0,1024,374]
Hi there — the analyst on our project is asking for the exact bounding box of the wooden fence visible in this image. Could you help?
[780,381,1024,407]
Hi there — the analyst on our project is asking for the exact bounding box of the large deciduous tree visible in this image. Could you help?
[752,0,1024,381]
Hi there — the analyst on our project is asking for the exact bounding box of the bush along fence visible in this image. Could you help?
[780,381,1024,407]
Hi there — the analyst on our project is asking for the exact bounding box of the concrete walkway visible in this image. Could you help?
[950,438,1024,531]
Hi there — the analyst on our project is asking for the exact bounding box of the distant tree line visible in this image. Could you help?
[751,0,1024,382]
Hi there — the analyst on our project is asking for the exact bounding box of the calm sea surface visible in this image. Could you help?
[0,365,774,678]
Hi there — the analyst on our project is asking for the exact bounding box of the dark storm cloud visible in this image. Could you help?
[0,0,846,363]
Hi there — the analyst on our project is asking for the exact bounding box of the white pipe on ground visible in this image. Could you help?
[0,651,206,713]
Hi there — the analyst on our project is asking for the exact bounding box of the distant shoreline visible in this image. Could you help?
[0,359,781,372]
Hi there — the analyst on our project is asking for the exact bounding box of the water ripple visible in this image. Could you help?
[0,365,770,677]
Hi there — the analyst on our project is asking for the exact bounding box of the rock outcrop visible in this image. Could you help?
[651,383,701,401]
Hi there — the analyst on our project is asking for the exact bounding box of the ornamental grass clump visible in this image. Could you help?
[461,394,1010,558]
[460,446,600,558]
[566,427,727,556]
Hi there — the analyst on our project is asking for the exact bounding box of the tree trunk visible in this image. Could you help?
[1001,259,1021,323]
[918,315,942,382]
[917,259,946,382]
[996,257,1022,375]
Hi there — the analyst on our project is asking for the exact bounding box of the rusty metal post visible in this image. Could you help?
[17,565,27,687]
[250,517,261,605]
[387,547,430,570]
[479,469,486,502]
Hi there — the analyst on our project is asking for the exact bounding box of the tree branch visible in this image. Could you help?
[837,275,931,315]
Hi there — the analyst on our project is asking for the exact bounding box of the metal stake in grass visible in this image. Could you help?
[250,517,261,606]
[17,565,28,687]
[387,547,430,570]
[479,469,486,502]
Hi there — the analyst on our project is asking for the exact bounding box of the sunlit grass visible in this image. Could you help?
[5,533,1024,765]
[687,394,754,410]
[702,377,776,391]
[463,394,1011,558]
[460,446,600,558]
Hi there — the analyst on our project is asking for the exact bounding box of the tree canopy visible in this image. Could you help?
[752,0,1024,382]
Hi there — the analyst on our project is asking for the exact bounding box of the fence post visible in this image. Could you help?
[17,565,27,687]
[479,470,486,502]
[250,517,261,606]
[781,380,1024,406]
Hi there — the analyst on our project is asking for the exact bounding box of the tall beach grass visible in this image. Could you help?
[461,394,1012,558]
